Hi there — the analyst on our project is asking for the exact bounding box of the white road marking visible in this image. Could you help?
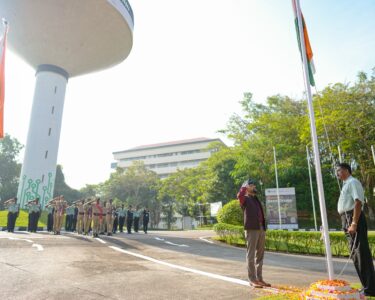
[0,237,33,243]
[96,238,107,244]
[199,236,214,244]
[165,241,189,247]
[32,244,44,251]
[109,246,248,286]
[0,236,44,251]
[154,236,188,247]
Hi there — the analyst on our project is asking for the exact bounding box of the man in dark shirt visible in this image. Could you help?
[143,208,150,234]
[126,205,134,234]
[237,179,270,289]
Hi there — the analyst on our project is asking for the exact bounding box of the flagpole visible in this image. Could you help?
[273,146,282,230]
[338,146,342,163]
[293,0,334,279]
[371,145,375,166]
[306,145,318,231]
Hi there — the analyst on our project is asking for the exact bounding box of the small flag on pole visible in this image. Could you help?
[0,19,8,139]
[292,1,315,86]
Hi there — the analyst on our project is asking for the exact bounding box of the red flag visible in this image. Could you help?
[0,22,8,139]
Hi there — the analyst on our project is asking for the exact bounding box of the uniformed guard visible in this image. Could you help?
[5,197,19,232]
[126,205,134,234]
[91,197,102,238]
[26,199,35,232]
[76,199,85,234]
[33,198,42,232]
[133,207,140,233]
[65,205,73,231]
[142,208,150,234]
[54,196,67,235]
[112,208,119,234]
[73,203,78,232]
[69,205,75,231]
[105,199,114,236]
[100,200,107,235]
[117,204,126,233]
[83,198,94,235]
[45,200,55,232]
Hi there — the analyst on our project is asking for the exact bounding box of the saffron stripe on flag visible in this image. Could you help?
[292,1,315,87]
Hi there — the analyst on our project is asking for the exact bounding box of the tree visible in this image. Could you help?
[102,161,161,226]
[53,165,82,204]
[0,135,22,208]
[305,71,375,219]
[201,143,238,205]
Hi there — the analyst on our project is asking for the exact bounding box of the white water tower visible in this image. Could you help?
[0,0,134,207]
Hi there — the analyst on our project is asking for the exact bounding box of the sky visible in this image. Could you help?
[3,0,375,189]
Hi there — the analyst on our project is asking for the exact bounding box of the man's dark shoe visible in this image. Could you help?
[258,280,271,287]
[249,281,263,288]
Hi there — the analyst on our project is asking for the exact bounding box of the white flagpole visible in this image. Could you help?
[306,145,318,231]
[371,145,375,166]
[293,0,334,279]
[273,146,282,229]
[338,146,342,163]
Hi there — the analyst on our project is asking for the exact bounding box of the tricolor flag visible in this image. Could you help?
[0,20,8,139]
[292,1,315,86]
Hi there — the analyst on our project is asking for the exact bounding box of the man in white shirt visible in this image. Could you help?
[337,163,375,297]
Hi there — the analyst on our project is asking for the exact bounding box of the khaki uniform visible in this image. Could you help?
[100,205,107,234]
[53,200,66,234]
[83,202,92,235]
[106,202,114,235]
[91,203,102,237]
[76,202,84,234]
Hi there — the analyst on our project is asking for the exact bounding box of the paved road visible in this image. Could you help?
[0,230,360,299]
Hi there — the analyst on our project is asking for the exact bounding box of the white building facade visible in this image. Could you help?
[112,137,224,178]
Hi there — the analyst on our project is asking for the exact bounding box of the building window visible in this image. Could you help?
[45,151,48,159]
[51,106,55,114]
[48,128,52,136]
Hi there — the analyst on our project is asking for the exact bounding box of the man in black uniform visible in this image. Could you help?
[143,208,150,234]
[126,205,133,234]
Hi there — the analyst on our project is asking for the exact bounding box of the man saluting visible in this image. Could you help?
[237,178,270,289]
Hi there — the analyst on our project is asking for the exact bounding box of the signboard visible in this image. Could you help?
[210,201,222,217]
[265,187,298,229]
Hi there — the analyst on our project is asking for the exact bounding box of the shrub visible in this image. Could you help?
[216,199,243,226]
[213,222,375,258]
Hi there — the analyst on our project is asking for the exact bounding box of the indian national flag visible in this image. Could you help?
[0,22,7,139]
[292,0,315,86]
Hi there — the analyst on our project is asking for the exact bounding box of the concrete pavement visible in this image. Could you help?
[0,230,361,299]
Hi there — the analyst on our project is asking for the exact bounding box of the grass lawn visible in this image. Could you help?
[0,210,48,227]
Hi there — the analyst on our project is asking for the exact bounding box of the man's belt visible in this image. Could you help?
[340,210,353,217]
[107,213,112,215]
[93,213,100,216]
[79,212,84,215]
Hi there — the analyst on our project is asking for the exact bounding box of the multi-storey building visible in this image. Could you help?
[112,137,225,178]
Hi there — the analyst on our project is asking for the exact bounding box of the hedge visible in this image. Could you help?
[213,223,375,258]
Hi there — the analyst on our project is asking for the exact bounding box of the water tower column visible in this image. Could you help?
[17,64,69,208]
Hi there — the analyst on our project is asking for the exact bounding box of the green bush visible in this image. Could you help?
[213,222,375,258]
[216,199,243,226]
